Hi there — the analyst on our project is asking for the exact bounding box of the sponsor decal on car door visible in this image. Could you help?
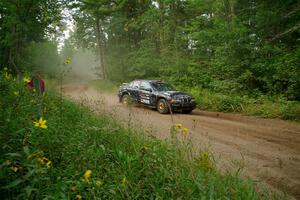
[139,91,151,104]
[139,81,152,105]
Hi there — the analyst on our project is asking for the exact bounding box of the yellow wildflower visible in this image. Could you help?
[96,180,103,187]
[70,186,76,192]
[38,158,44,164]
[4,72,12,80]
[37,157,51,168]
[182,127,188,136]
[33,117,47,129]
[10,166,18,172]
[84,170,92,182]
[175,123,182,129]
[202,151,209,159]
[23,77,31,83]
[64,58,71,65]
[75,194,82,200]
[121,176,127,187]
[46,160,52,168]
[5,160,11,165]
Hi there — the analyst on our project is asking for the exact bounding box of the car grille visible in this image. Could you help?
[181,97,191,103]
[182,97,191,103]
[173,94,192,103]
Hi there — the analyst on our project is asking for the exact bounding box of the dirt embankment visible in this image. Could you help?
[62,83,300,199]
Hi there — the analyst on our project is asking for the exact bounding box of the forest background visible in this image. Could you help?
[1,0,299,120]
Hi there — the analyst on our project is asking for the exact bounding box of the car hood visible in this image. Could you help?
[160,91,192,98]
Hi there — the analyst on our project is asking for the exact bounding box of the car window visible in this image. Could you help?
[132,81,140,89]
[140,81,152,90]
[151,82,175,91]
[129,81,134,87]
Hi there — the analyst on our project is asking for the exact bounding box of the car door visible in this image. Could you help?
[130,80,140,102]
[139,81,155,106]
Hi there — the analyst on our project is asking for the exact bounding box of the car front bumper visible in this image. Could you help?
[170,102,196,111]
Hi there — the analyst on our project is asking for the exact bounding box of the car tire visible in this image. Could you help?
[157,99,169,114]
[121,94,130,106]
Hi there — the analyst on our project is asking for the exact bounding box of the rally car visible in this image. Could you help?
[118,80,196,114]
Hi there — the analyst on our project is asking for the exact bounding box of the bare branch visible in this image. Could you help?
[269,23,300,42]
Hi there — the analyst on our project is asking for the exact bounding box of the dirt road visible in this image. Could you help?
[63,83,300,199]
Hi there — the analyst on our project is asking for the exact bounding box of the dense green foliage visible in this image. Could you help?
[1,71,282,199]
[189,87,300,120]
[0,0,62,77]
[71,0,300,100]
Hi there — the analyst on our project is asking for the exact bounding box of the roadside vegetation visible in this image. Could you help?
[186,87,300,121]
[1,70,283,199]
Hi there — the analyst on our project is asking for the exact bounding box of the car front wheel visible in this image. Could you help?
[157,99,169,114]
[121,94,130,106]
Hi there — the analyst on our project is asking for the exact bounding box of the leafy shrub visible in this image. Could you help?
[189,87,245,112]
[216,95,244,112]
[280,101,300,121]
[188,85,299,120]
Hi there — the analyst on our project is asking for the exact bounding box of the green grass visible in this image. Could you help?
[189,87,300,121]
[0,73,284,199]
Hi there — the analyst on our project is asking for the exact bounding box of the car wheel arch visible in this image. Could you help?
[156,98,170,114]
[121,92,130,98]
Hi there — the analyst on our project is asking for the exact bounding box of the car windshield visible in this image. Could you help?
[151,82,175,91]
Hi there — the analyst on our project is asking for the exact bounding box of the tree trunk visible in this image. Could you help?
[95,16,106,79]
[158,0,165,51]
[9,24,21,81]
[223,0,234,22]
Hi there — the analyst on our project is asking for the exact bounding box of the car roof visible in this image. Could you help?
[133,79,164,83]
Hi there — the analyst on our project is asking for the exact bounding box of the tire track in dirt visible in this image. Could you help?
[62,83,300,199]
